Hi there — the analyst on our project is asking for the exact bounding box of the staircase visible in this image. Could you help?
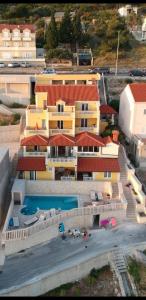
[112,182,120,200]
[110,247,135,296]
[118,146,137,222]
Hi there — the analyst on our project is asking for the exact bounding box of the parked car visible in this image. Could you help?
[20,62,32,68]
[41,68,56,74]
[129,69,146,77]
[89,67,110,75]
[8,62,20,68]
[0,62,5,68]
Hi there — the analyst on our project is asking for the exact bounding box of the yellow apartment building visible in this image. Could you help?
[0,24,36,60]
[17,73,120,182]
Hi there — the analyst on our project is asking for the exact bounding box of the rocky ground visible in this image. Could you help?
[43,265,121,297]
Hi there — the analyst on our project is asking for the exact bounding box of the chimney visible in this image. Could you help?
[112,130,119,142]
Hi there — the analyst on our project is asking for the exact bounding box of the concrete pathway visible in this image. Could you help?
[118,146,137,222]
[0,221,146,292]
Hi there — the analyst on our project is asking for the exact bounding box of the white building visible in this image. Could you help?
[0,147,9,223]
[118,5,137,17]
[119,83,146,166]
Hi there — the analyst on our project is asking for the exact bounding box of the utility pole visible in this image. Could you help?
[115,31,120,76]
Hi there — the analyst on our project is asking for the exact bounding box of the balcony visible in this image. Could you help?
[76,110,97,118]
[27,106,44,113]
[61,176,75,181]
[24,127,48,137]
[22,37,31,41]
[83,176,93,181]
[24,151,47,157]
[2,36,11,41]
[48,155,76,162]
[77,152,97,157]
[75,127,98,134]
[12,36,21,41]
[49,128,73,135]
[48,111,74,120]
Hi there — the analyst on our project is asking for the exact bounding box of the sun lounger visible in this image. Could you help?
[13,217,19,228]
[38,214,46,222]
[90,190,96,201]
[24,216,38,226]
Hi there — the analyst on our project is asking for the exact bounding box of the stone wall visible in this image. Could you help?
[26,180,112,196]
[0,118,22,143]
[0,251,109,296]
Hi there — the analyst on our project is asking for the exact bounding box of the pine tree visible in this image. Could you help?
[72,13,82,50]
[45,11,58,50]
[59,10,73,44]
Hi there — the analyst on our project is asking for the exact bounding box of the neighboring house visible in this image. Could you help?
[119,83,146,167]
[44,11,75,25]
[0,147,9,223]
[16,73,120,182]
[118,5,137,17]
[0,24,36,60]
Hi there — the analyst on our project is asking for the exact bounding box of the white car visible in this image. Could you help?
[0,62,5,68]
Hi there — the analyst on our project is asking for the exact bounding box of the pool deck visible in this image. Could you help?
[7,194,91,230]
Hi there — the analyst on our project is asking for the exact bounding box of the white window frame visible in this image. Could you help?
[144,109,146,114]
[104,171,112,178]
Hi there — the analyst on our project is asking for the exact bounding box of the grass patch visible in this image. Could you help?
[7,102,26,108]
[128,258,141,284]
[43,282,75,296]
[11,113,21,125]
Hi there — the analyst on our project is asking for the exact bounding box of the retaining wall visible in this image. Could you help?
[0,251,109,296]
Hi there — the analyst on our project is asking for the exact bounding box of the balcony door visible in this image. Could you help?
[30,171,36,180]
[81,119,87,128]
[57,120,63,129]
[58,104,64,112]
[82,103,88,111]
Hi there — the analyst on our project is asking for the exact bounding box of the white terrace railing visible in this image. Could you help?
[2,202,124,242]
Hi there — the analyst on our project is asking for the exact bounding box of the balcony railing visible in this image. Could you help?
[83,177,93,181]
[2,36,11,40]
[12,36,21,41]
[49,129,73,135]
[61,176,75,181]
[48,156,76,162]
[24,127,48,136]
[78,152,97,157]
[22,37,31,41]
[76,110,97,115]
[25,151,47,156]
[76,127,97,133]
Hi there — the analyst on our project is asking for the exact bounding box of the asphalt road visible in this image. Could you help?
[0,221,146,292]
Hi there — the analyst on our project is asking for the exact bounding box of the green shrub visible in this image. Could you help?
[101,128,112,137]
[125,78,133,84]
[30,96,35,105]
[11,113,20,125]
[0,119,9,126]
[128,258,141,284]
[8,102,26,108]
[109,99,119,112]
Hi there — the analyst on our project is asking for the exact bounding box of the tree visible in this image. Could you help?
[59,10,73,44]
[72,12,82,50]
[45,11,58,50]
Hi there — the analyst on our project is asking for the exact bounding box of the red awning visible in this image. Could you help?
[16,157,46,171]
[77,157,120,172]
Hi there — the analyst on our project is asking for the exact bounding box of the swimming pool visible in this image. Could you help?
[21,195,78,215]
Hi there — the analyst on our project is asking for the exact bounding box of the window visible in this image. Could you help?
[104,172,111,178]
[81,119,87,127]
[89,146,93,152]
[144,109,146,114]
[30,171,36,180]
[57,120,63,129]
[81,103,88,111]
[94,146,99,152]
[78,146,82,152]
[58,104,64,112]
[42,119,46,129]
[23,30,30,37]
[83,146,88,152]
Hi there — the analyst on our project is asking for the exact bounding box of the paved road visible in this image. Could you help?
[0,221,146,292]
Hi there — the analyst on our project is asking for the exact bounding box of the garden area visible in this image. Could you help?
[42,265,121,297]
[0,113,20,126]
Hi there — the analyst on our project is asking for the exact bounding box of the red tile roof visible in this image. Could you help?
[102,136,112,144]
[129,83,146,102]
[77,158,120,172]
[100,104,117,114]
[75,131,105,146]
[35,85,99,105]
[16,157,46,171]
[48,134,75,146]
[0,24,35,32]
[21,135,49,146]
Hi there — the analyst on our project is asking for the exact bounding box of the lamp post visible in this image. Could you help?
[115,31,120,76]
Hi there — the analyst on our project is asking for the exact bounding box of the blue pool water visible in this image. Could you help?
[21,195,78,215]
